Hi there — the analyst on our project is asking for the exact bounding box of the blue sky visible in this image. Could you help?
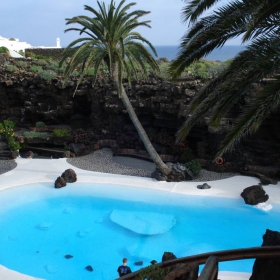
[0,0,241,47]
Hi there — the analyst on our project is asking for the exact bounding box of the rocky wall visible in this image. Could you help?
[0,55,279,168]
[25,48,64,59]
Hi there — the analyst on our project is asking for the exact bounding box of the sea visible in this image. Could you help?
[152,45,246,62]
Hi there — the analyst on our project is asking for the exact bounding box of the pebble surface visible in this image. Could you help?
[67,148,238,182]
[0,160,17,175]
[0,148,238,181]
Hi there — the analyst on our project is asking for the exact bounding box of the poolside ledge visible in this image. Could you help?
[0,157,279,280]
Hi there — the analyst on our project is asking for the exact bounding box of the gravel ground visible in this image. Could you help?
[67,148,239,181]
[0,148,239,181]
[0,160,17,175]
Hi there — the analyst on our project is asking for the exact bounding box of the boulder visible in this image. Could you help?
[61,169,77,183]
[63,150,76,158]
[197,183,211,189]
[240,185,269,205]
[85,265,93,272]
[162,252,177,262]
[26,151,34,158]
[151,169,167,181]
[69,143,87,156]
[249,229,280,280]
[54,176,66,188]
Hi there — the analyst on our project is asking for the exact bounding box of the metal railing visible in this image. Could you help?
[116,246,280,280]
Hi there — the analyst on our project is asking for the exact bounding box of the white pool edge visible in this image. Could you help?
[1,157,280,280]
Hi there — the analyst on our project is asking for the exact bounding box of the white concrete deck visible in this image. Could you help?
[1,157,280,279]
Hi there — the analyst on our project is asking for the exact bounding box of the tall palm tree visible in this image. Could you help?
[168,0,280,157]
[60,0,171,176]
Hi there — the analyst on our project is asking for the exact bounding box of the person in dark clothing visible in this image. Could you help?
[117,258,132,277]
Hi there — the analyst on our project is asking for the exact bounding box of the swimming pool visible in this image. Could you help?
[0,182,279,280]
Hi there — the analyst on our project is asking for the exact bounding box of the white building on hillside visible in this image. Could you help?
[0,36,32,52]
[0,36,62,52]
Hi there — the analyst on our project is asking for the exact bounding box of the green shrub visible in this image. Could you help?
[35,121,46,127]
[86,67,95,76]
[30,65,43,73]
[0,46,10,55]
[53,128,70,138]
[186,159,201,175]
[0,120,20,151]
[45,65,59,73]
[0,120,15,139]
[7,137,21,151]
[5,65,18,72]
[34,59,48,66]
[33,54,54,60]
[25,51,34,58]
[15,60,28,68]
[158,61,170,80]
[135,265,170,280]
[38,70,57,81]
[70,71,80,77]
[23,131,50,139]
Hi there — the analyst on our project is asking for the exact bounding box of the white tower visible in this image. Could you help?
[56,38,61,48]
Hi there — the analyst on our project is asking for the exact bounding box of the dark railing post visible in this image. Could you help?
[198,256,218,280]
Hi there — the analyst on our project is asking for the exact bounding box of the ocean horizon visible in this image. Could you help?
[151,45,246,62]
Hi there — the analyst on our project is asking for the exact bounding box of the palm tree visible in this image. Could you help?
[168,0,280,157]
[60,0,171,176]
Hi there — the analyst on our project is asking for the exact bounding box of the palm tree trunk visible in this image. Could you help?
[120,84,171,175]
[111,67,171,176]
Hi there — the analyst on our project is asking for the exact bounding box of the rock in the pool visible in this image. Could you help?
[85,265,93,272]
[110,210,176,235]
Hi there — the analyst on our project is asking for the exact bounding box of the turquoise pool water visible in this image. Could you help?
[0,182,279,280]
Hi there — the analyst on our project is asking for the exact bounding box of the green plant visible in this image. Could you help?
[23,131,50,139]
[25,51,37,58]
[30,66,43,73]
[186,159,201,175]
[15,60,28,68]
[7,137,21,151]
[0,120,15,139]
[86,67,95,76]
[5,65,18,72]
[35,121,46,127]
[70,71,80,77]
[34,59,48,66]
[135,265,170,280]
[17,50,25,56]
[0,46,10,55]
[53,128,70,138]
[38,70,57,81]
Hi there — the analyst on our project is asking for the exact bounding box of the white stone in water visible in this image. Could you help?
[110,210,176,235]
[36,222,52,231]
[255,202,273,212]
[45,265,58,274]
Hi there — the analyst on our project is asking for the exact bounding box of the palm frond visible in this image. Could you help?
[181,0,221,24]
[217,77,280,157]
